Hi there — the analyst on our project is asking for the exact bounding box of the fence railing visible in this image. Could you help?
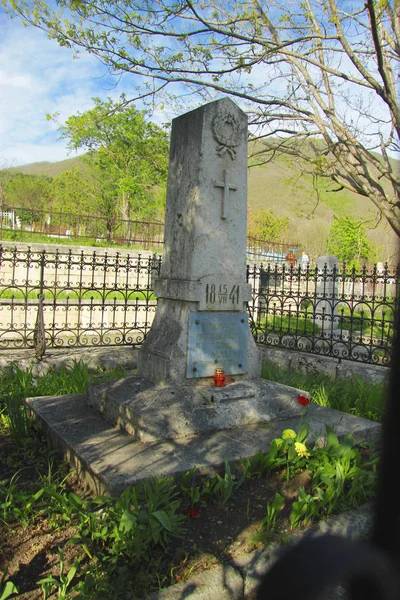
[247,262,398,366]
[0,245,397,366]
[1,206,300,262]
[0,246,161,353]
[246,237,299,264]
[0,206,164,250]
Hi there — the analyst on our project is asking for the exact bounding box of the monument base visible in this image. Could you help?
[26,388,382,497]
[87,375,309,443]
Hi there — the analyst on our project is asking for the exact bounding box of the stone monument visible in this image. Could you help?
[137,97,259,383]
[25,98,381,500]
[87,98,307,443]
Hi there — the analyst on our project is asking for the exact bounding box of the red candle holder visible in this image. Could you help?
[213,368,226,387]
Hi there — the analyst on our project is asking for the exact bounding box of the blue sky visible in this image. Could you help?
[0,7,144,167]
[1,6,398,168]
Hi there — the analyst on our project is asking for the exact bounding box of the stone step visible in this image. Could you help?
[87,376,314,442]
[26,392,382,497]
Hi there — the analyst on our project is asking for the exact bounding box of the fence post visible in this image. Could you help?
[33,249,46,360]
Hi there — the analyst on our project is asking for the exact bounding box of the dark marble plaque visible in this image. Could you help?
[187,312,248,378]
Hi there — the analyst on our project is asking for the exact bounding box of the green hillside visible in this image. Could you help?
[8,155,87,177]
[6,150,399,263]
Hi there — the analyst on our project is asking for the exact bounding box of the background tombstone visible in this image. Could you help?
[314,255,340,334]
[138,97,260,384]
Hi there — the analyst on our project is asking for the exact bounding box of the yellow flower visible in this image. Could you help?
[295,442,310,458]
[273,437,283,449]
[282,429,297,440]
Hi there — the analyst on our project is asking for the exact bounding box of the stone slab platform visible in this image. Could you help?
[26,393,382,497]
[86,376,314,442]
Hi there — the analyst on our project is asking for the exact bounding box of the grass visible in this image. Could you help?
[254,312,320,335]
[0,229,162,253]
[261,362,386,422]
[0,360,383,598]
[255,304,394,342]
[336,303,394,342]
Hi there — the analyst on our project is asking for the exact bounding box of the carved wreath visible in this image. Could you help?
[212,111,241,159]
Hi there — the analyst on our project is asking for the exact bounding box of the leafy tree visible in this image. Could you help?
[3,173,52,221]
[4,0,399,238]
[326,217,372,266]
[52,97,168,239]
[248,209,289,242]
[52,168,93,215]
[0,159,16,210]
[51,168,98,234]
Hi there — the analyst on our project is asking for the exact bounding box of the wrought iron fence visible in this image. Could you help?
[1,206,300,261]
[247,262,399,367]
[0,245,161,355]
[0,205,164,250]
[0,245,397,366]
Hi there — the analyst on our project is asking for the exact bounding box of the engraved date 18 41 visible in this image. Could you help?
[205,283,240,306]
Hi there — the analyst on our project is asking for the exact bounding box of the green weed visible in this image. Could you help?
[37,549,80,599]
[0,576,18,600]
[261,493,285,533]
[257,423,378,534]
[0,360,382,598]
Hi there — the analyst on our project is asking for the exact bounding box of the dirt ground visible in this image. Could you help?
[0,429,308,599]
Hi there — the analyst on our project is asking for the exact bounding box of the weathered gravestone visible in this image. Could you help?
[87,98,308,442]
[137,96,260,383]
[314,255,340,333]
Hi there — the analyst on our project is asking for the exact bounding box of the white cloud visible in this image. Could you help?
[0,9,124,166]
[0,7,397,167]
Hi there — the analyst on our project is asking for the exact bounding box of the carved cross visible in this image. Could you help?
[213,169,237,219]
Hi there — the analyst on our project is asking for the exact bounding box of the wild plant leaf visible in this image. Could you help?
[272,492,285,511]
[137,509,148,523]
[66,534,85,545]
[149,518,161,544]
[341,433,354,448]
[66,564,78,585]
[37,576,59,585]
[330,442,353,458]
[298,486,312,502]
[67,492,83,510]
[32,488,45,502]
[116,487,134,512]
[248,449,270,477]
[290,497,311,529]
[320,475,332,486]
[325,424,339,450]
[0,581,18,600]
[119,510,137,533]
[235,465,248,490]
[287,444,297,462]
[90,495,113,505]
[152,510,172,531]
[181,466,197,489]
[223,458,232,482]
[269,440,280,455]
[334,463,345,495]
[46,489,67,507]
[314,487,325,500]
[296,422,309,443]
